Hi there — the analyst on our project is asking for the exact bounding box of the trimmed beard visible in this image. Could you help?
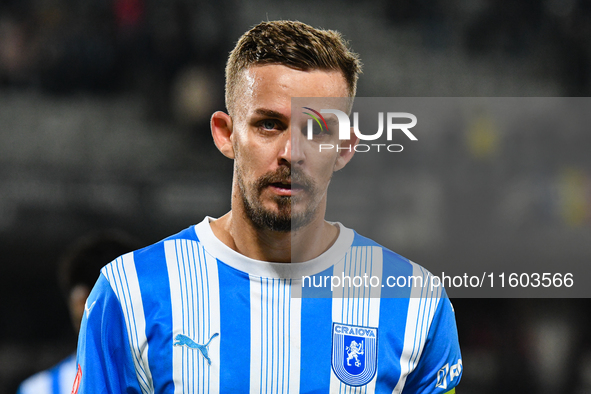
[237,166,319,232]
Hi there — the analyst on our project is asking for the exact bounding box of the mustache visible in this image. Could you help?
[255,167,315,192]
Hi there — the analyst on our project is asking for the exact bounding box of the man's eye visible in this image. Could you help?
[261,120,277,130]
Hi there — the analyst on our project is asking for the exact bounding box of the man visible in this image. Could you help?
[16,230,138,394]
[75,21,462,393]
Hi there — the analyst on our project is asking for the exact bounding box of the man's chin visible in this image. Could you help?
[256,215,292,233]
[242,192,319,232]
[243,204,291,232]
[245,208,316,233]
[290,211,317,232]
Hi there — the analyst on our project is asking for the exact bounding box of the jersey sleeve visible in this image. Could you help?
[75,273,143,394]
[402,292,463,393]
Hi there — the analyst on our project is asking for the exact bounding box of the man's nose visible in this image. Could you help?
[279,127,305,165]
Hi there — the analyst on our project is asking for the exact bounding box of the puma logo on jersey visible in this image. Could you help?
[174,333,219,365]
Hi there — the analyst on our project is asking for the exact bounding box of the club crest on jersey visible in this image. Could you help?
[331,323,378,386]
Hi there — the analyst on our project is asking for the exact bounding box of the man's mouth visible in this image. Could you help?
[268,181,304,196]
[270,181,290,189]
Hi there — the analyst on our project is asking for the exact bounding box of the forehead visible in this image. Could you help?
[236,65,349,119]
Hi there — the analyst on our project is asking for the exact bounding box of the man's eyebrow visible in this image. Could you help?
[252,108,289,121]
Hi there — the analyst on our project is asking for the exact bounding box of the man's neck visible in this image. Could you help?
[209,211,339,263]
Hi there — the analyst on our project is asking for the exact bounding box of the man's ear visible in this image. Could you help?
[211,111,235,159]
[334,127,359,171]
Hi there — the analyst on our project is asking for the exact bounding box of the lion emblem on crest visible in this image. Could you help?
[346,339,364,367]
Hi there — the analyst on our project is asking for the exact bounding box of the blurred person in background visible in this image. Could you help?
[16,230,139,394]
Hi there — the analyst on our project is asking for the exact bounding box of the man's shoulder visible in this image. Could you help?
[349,230,442,287]
[90,224,206,326]
[102,224,200,269]
[133,225,200,260]
[350,230,413,268]
[98,223,202,290]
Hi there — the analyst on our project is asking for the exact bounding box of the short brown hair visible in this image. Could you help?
[225,20,362,116]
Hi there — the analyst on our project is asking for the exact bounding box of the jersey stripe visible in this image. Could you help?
[330,246,383,394]
[165,239,221,394]
[218,262,251,391]
[249,277,301,393]
[289,282,302,394]
[102,254,154,394]
[134,244,175,393]
[300,281,333,392]
[391,263,442,394]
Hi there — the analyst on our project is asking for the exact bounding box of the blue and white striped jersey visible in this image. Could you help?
[17,354,76,394]
[76,217,462,393]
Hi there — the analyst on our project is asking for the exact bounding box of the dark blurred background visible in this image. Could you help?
[1,0,590,393]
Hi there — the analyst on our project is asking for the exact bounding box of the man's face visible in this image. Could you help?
[230,64,350,232]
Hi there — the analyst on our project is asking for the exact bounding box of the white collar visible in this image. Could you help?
[193,216,354,279]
